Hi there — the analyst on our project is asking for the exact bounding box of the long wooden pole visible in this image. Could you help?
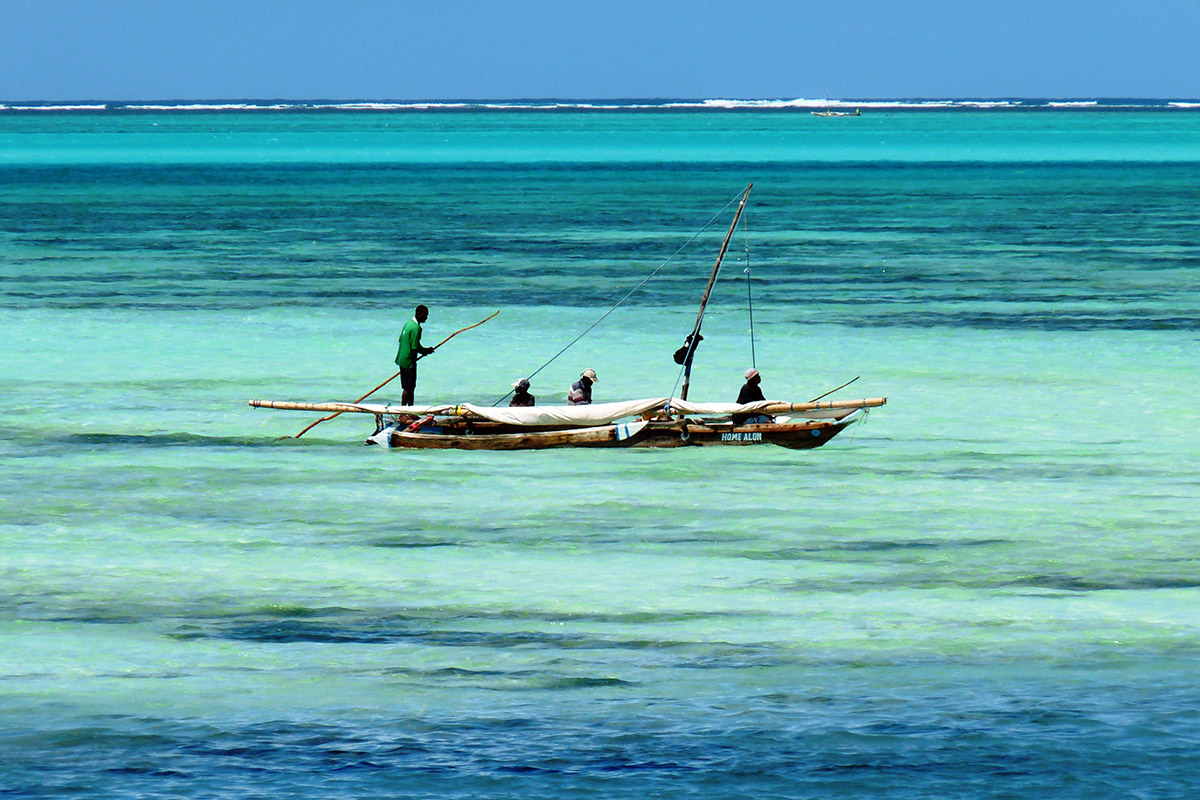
[253,399,442,414]
[759,397,886,414]
[680,183,752,400]
[809,376,859,403]
[250,396,887,417]
[285,310,498,439]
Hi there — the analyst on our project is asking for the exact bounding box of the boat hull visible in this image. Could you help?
[380,416,858,451]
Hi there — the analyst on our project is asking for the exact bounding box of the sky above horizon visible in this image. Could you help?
[2,0,1198,101]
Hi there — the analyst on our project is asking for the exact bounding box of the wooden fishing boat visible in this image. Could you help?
[248,396,886,450]
[249,184,887,451]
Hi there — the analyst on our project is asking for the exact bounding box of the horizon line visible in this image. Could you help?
[4,95,1200,104]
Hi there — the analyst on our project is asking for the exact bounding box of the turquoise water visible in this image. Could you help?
[2,109,1199,797]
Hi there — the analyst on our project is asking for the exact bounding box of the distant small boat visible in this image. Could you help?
[811,108,861,117]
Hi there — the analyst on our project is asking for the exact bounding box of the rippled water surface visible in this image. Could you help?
[2,109,1198,798]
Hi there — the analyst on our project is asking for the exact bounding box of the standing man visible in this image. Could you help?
[567,369,597,405]
[395,304,435,406]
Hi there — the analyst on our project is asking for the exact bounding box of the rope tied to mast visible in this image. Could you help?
[743,203,756,370]
[491,188,749,406]
[673,184,753,402]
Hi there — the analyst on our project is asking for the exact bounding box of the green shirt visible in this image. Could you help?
[395,318,423,368]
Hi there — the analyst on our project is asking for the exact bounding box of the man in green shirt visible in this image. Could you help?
[395,304,435,405]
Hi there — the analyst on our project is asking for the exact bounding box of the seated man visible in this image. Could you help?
[568,368,597,405]
[733,368,771,425]
[510,379,535,407]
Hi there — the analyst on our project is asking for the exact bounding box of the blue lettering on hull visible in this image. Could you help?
[721,432,763,442]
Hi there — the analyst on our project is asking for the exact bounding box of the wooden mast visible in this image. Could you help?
[680,183,752,401]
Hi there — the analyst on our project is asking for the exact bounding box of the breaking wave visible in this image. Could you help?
[3,98,1199,113]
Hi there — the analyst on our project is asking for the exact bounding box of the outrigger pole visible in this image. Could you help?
[250,396,887,417]
[679,183,752,401]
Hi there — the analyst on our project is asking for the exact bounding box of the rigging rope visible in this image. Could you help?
[743,206,756,369]
[492,190,747,406]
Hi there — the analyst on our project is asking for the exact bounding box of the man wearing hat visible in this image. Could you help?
[734,368,769,425]
[567,369,597,405]
[510,379,535,407]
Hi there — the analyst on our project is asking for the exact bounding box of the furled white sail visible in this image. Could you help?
[456,398,670,426]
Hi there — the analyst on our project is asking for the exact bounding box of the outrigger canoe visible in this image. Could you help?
[250,184,887,452]
[248,396,886,450]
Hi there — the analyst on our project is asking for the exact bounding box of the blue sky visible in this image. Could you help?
[2,0,1198,100]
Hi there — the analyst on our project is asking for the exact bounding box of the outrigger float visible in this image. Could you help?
[249,184,886,451]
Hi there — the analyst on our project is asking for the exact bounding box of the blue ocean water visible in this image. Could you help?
[2,105,1199,798]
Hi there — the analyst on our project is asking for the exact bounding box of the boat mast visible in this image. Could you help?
[680,183,752,401]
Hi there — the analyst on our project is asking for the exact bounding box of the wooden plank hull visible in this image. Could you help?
[384,425,619,450]
[634,418,855,449]
[382,416,858,450]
